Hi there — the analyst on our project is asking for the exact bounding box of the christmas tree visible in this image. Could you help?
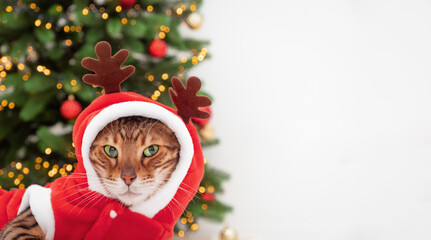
[0,0,231,237]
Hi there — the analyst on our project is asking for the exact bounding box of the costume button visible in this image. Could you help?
[109,210,117,219]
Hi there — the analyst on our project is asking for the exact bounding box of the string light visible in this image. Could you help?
[190,3,197,11]
[158,32,166,39]
[115,6,122,12]
[201,204,208,210]
[121,18,127,24]
[8,172,14,178]
[181,57,187,63]
[5,6,13,12]
[56,83,63,89]
[45,147,52,155]
[178,231,184,237]
[8,102,15,109]
[65,39,72,46]
[176,8,183,15]
[148,75,154,81]
[64,26,70,32]
[208,185,215,193]
[181,218,187,224]
[154,90,161,97]
[147,5,154,12]
[82,7,89,15]
[56,5,63,12]
[0,85,6,91]
[158,85,165,92]
[191,223,199,231]
[71,79,77,86]
[34,19,42,27]
[23,167,29,174]
[29,3,36,9]
[45,23,52,29]
[161,73,169,80]
[102,13,109,20]
[35,157,42,163]
[43,161,49,168]
[17,63,25,70]
[198,186,205,193]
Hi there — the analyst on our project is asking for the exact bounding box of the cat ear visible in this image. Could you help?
[81,41,135,94]
[169,76,212,123]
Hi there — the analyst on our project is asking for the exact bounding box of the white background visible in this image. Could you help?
[187,0,431,239]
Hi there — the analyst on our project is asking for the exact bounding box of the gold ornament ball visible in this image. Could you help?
[220,226,238,240]
[199,124,215,141]
[186,12,203,29]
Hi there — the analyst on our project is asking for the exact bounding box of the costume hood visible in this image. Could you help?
[0,41,210,240]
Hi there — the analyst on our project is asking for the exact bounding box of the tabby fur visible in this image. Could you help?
[0,116,180,239]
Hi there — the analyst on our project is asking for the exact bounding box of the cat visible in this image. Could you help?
[0,116,180,240]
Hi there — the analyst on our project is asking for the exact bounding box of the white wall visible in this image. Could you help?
[187,0,431,239]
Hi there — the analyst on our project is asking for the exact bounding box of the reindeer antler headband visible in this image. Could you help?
[81,41,211,123]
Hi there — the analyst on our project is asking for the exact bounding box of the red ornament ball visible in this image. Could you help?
[148,39,167,58]
[60,99,82,120]
[120,0,136,9]
[201,192,216,202]
[192,106,212,127]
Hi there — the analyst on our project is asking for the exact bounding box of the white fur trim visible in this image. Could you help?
[18,185,55,240]
[81,101,194,218]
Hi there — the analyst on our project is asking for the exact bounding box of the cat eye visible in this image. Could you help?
[143,145,159,157]
[104,145,118,158]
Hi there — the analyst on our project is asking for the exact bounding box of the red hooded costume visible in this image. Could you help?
[0,41,210,240]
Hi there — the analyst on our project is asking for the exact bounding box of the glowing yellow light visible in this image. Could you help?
[0,71,6,78]
[67,152,74,158]
[147,5,153,12]
[65,39,72,46]
[89,4,95,9]
[19,183,25,189]
[0,85,5,91]
[191,223,199,231]
[82,8,89,15]
[43,161,49,168]
[158,85,165,92]
[160,25,166,31]
[158,32,166,39]
[51,168,58,175]
[201,48,208,53]
[72,142,75,148]
[0,106,3,111]
[17,63,25,70]
[181,218,187,224]
[1,100,8,107]
[23,167,29,174]
[76,26,82,32]
[99,7,105,12]
[190,3,197,11]
[10,162,16,168]
[115,6,122,12]
[202,204,208,210]
[131,20,136,25]
[181,57,187,63]
[30,3,36,9]
[121,18,128,24]
[56,83,63,89]
[198,55,204,61]
[102,13,109,20]
[148,75,154,81]
[36,65,44,72]
[56,5,63,12]
[14,178,20,185]
[151,95,157,100]
[5,62,12,70]
[72,86,79,92]
[198,186,205,193]
[22,75,29,81]
[53,164,59,169]
[35,19,41,27]
[134,4,141,10]
[35,157,42,163]
[8,102,15,109]
[187,217,194,223]
[66,164,73,172]
[161,73,169,80]
[176,8,183,15]
[45,148,52,155]
[0,65,3,71]
[178,231,184,237]
[208,185,215,193]
[18,174,24,180]
[154,90,161,97]
[8,172,14,178]
[43,69,51,76]
[59,168,66,174]
[64,25,70,32]
[5,6,13,12]
[165,27,170,33]
[45,22,52,29]
[70,80,77,86]
[35,164,41,170]
[70,26,75,32]
[48,171,54,177]
[181,5,187,10]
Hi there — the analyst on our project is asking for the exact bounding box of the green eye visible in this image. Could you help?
[143,145,159,157]
[104,145,118,158]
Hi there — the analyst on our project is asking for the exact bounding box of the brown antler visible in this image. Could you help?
[169,76,212,123]
[81,41,135,94]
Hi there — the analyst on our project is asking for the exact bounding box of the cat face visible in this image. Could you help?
[89,116,180,206]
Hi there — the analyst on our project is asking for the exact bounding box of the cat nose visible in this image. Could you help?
[121,172,136,186]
